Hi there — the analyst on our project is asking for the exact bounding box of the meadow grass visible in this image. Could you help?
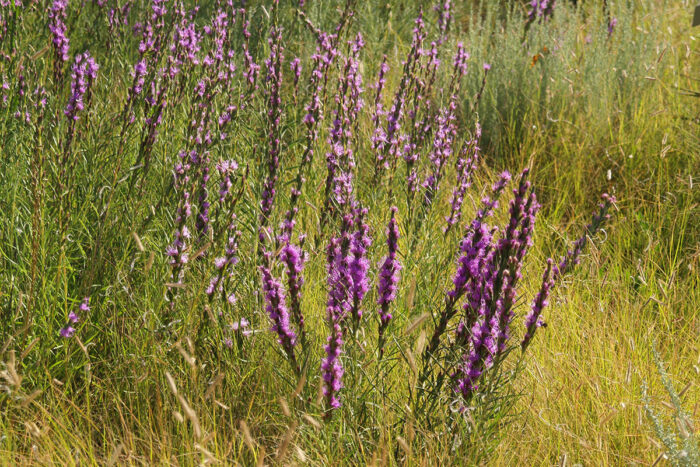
[0,0,698,465]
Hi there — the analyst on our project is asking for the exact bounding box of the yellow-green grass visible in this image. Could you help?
[0,0,698,465]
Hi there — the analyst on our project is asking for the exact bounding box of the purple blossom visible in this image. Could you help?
[59,297,89,338]
[521,259,554,350]
[290,57,301,99]
[425,173,510,358]
[321,322,344,412]
[261,258,299,374]
[435,0,452,44]
[322,233,352,415]
[374,11,425,178]
[206,216,240,302]
[280,239,307,346]
[59,326,76,338]
[49,0,70,80]
[554,193,617,279]
[445,124,481,233]
[528,0,556,21]
[65,52,99,122]
[349,208,371,325]
[377,207,401,356]
[322,32,365,220]
[259,27,284,245]
[167,151,193,303]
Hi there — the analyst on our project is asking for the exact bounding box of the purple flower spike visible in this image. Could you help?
[65,52,99,123]
[522,193,616,350]
[259,27,284,249]
[521,259,554,351]
[261,259,299,375]
[280,240,307,346]
[377,207,401,356]
[49,0,70,81]
[321,322,344,412]
[444,124,481,233]
[349,208,371,326]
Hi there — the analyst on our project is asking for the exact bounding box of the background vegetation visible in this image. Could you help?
[0,0,698,464]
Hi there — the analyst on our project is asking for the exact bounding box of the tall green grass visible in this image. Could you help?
[0,0,697,464]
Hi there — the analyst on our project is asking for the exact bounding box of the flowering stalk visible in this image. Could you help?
[57,52,99,247]
[472,63,491,113]
[290,57,301,103]
[424,172,511,358]
[283,32,339,242]
[444,124,481,234]
[60,297,89,338]
[320,33,364,231]
[206,215,240,306]
[528,0,556,23]
[435,0,452,45]
[377,206,401,357]
[450,170,539,398]
[521,259,554,351]
[48,0,70,84]
[261,257,300,376]
[520,193,617,350]
[349,208,371,330]
[259,26,284,252]
[412,44,467,225]
[280,237,307,348]
[165,151,193,311]
[373,11,425,180]
[322,236,347,416]
[63,52,99,158]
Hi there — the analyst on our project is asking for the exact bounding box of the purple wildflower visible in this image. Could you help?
[425,173,511,357]
[261,257,299,375]
[377,207,401,356]
[49,0,70,82]
[65,52,99,122]
[349,208,371,326]
[290,57,301,101]
[521,259,554,350]
[60,297,89,338]
[528,0,556,22]
[322,233,351,415]
[444,124,481,233]
[259,27,284,248]
[280,238,307,346]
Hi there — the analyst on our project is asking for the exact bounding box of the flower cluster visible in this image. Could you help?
[377,206,401,356]
[49,0,70,81]
[60,297,90,338]
[65,52,99,122]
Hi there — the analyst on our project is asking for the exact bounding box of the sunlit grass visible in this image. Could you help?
[0,0,698,465]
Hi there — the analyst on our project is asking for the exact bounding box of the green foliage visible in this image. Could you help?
[642,343,699,467]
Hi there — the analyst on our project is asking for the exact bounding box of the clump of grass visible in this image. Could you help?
[642,342,699,467]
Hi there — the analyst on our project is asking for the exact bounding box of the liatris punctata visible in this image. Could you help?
[322,235,350,415]
[377,206,401,357]
[280,237,307,347]
[424,172,511,358]
[259,26,284,250]
[260,255,299,375]
[444,124,481,234]
[48,0,70,83]
[349,208,371,328]
[60,297,89,338]
[521,193,617,350]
